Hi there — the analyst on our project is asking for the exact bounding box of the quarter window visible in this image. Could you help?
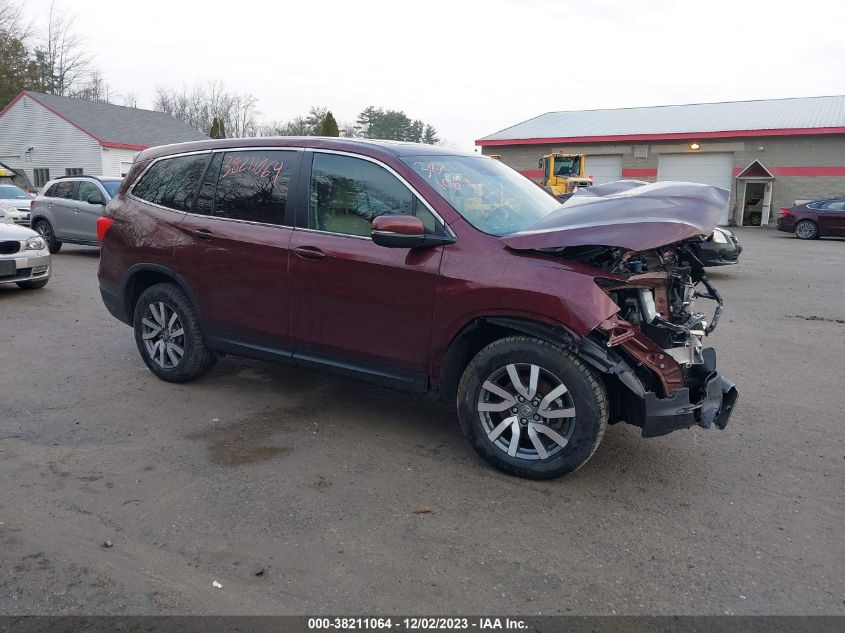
[132,153,210,211]
[47,181,75,199]
[310,153,440,237]
[211,150,296,225]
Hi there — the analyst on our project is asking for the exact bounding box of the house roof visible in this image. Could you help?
[477,95,845,146]
[5,91,208,149]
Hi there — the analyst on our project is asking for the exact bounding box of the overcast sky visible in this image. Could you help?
[22,0,845,149]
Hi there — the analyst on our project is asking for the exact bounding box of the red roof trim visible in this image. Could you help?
[476,127,845,146]
[2,91,148,150]
[0,91,27,119]
[621,168,658,178]
[19,91,105,144]
[102,142,148,150]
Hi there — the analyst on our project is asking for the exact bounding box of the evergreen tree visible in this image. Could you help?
[209,116,226,139]
[320,111,339,137]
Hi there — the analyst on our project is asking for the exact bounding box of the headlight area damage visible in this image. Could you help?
[504,181,739,438]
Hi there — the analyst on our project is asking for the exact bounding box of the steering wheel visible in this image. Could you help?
[485,204,514,233]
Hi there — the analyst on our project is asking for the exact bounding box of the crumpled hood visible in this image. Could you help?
[502,181,729,252]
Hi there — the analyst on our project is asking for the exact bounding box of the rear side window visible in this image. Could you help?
[131,153,210,211]
[822,199,845,211]
[47,181,75,199]
[208,150,297,225]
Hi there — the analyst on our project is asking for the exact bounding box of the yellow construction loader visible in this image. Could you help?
[538,152,593,200]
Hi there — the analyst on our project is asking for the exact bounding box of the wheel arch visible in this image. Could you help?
[121,264,202,327]
[435,316,580,400]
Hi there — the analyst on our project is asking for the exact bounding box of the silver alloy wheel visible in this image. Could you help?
[796,221,816,239]
[477,363,576,460]
[141,301,185,370]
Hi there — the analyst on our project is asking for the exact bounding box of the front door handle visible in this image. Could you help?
[293,246,326,261]
[185,227,215,241]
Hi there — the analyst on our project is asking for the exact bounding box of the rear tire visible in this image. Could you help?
[17,278,49,290]
[795,219,818,240]
[748,212,762,226]
[457,336,607,479]
[34,220,62,253]
[133,283,217,382]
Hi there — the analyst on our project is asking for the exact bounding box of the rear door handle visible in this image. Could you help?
[293,246,326,261]
[185,227,215,241]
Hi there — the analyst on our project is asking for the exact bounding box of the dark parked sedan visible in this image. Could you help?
[777,197,845,239]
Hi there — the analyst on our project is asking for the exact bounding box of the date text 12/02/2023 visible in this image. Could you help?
[307,617,529,630]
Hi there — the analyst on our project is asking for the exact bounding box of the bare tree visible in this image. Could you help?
[0,0,30,38]
[34,2,91,95]
[70,69,111,102]
[339,121,357,138]
[120,92,138,108]
[153,81,260,138]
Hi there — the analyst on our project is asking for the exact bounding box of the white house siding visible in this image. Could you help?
[0,94,102,187]
[101,147,141,177]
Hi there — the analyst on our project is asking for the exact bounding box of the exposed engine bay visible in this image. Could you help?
[546,237,736,437]
[561,239,723,368]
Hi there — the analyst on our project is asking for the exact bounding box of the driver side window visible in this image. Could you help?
[309,153,440,237]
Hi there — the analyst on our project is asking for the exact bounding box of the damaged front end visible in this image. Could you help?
[580,244,738,437]
[504,181,739,437]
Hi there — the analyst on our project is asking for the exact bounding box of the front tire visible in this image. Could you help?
[457,336,608,479]
[795,219,818,240]
[34,220,62,253]
[132,283,217,382]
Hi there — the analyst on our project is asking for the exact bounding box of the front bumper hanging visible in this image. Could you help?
[641,372,738,438]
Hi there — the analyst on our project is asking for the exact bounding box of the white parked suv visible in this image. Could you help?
[30,175,122,253]
[0,217,51,290]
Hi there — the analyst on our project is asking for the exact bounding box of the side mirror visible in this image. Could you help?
[87,194,106,205]
[371,215,454,249]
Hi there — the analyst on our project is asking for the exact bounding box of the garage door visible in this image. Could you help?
[584,155,622,185]
[657,153,733,224]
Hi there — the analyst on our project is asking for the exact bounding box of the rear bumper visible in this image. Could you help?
[100,286,131,325]
[641,373,738,438]
[776,218,795,233]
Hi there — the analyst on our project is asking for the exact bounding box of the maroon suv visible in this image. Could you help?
[97,138,737,479]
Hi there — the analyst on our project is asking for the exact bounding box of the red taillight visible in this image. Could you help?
[779,208,792,216]
[96,216,114,242]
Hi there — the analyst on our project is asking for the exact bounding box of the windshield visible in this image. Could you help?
[402,155,560,235]
[553,156,580,177]
[102,180,122,197]
[0,185,29,199]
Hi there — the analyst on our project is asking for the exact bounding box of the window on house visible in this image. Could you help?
[33,168,50,188]
[65,168,83,176]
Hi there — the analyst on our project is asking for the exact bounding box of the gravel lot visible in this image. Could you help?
[1,227,842,615]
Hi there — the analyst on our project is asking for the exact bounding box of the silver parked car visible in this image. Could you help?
[0,184,34,226]
[30,176,122,253]
[0,219,51,290]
